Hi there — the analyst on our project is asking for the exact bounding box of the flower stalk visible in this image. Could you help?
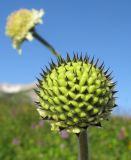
[77,130,89,160]
[32,29,61,59]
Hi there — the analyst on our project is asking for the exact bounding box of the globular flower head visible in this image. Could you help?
[6,9,44,54]
[36,53,117,133]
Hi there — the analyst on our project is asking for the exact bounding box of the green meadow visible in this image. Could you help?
[0,93,131,160]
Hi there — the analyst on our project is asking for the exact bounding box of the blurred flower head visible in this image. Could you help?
[12,137,20,145]
[38,120,44,127]
[6,9,45,54]
[31,123,37,129]
[118,127,128,140]
[60,130,69,139]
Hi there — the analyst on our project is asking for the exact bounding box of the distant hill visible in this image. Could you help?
[0,83,38,101]
[0,83,36,93]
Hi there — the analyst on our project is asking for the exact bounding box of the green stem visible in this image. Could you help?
[32,29,61,59]
[77,129,89,160]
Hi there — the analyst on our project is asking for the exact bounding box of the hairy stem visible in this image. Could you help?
[32,29,61,59]
[77,129,89,160]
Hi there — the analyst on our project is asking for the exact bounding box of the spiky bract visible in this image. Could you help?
[36,53,117,133]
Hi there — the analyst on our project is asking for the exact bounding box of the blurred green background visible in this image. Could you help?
[0,92,130,160]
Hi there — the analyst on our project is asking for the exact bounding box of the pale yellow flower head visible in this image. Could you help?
[6,9,45,54]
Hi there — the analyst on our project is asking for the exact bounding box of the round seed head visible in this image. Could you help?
[36,53,117,133]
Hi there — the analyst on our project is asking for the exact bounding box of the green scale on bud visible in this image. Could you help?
[36,53,117,133]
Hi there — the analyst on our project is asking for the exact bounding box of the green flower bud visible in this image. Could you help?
[36,54,117,133]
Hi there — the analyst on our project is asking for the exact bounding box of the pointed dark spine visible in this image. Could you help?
[66,53,71,62]
[94,58,99,68]
[99,61,104,70]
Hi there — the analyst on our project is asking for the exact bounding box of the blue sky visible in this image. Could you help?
[0,0,131,114]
